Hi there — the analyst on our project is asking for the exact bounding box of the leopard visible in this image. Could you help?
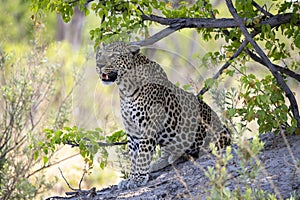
[96,41,231,190]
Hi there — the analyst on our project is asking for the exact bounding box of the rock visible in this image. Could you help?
[47,132,300,200]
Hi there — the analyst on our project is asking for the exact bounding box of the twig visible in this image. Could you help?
[279,130,300,178]
[27,153,79,178]
[58,167,77,191]
[198,39,248,96]
[252,1,273,17]
[66,139,127,148]
[79,164,89,190]
[48,168,96,199]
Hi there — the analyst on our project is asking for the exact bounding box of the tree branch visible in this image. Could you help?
[141,13,299,30]
[225,0,300,128]
[133,9,299,47]
[245,48,300,82]
[251,1,273,17]
[141,14,240,28]
[198,1,300,95]
[198,39,248,96]
[131,2,300,128]
[66,139,127,148]
[133,3,298,49]
[58,167,77,191]
[27,153,79,178]
[130,25,182,46]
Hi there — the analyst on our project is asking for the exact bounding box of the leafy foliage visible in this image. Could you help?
[30,0,220,44]
[0,7,86,198]
[205,133,279,199]
[31,127,127,169]
[238,74,296,134]
[0,43,59,199]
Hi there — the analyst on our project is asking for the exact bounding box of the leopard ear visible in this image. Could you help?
[128,44,140,55]
[96,45,101,53]
[100,43,106,51]
[96,43,106,53]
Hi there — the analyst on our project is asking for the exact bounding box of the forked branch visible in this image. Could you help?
[245,49,300,82]
[198,1,300,95]
[134,12,299,47]
[225,0,300,127]
[140,12,299,30]
[130,2,300,127]
[130,25,182,46]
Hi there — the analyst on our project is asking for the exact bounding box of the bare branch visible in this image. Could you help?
[26,153,79,178]
[245,49,300,82]
[66,139,127,148]
[198,39,248,96]
[78,169,86,190]
[225,0,300,127]
[252,1,274,17]
[141,14,239,28]
[134,9,298,55]
[130,25,182,46]
[141,13,299,30]
[59,167,77,191]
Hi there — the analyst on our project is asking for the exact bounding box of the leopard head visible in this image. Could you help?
[96,41,140,85]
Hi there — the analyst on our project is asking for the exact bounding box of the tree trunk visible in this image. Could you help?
[56,6,84,49]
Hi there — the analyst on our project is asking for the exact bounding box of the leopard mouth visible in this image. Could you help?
[101,71,118,83]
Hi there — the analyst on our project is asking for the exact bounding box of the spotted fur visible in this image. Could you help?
[96,41,231,189]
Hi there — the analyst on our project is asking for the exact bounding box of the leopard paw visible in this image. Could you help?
[117,174,149,189]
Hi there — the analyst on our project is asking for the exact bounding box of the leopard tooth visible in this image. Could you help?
[102,73,109,80]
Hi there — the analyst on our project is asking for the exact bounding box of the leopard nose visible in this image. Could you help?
[97,64,107,72]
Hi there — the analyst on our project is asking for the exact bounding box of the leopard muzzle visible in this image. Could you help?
[101,70,118,85]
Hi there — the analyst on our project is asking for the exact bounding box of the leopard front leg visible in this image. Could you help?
[118,137,156,189]
[118,136,138,189]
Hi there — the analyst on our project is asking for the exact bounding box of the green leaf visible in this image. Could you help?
[183,84,191,91]
[294,34,300,49]
[100,161,105,169]
[226,69,235,77]
[265,41,272,50]
[34,151,39,161]
[204,78,216,89]
[42,156,49,165]
[228,108,236,117]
